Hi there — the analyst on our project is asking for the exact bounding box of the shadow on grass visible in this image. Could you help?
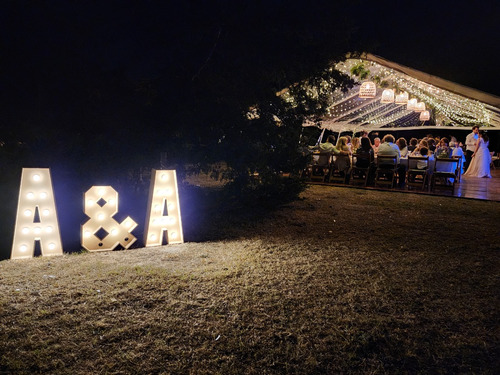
[180,178,305,242]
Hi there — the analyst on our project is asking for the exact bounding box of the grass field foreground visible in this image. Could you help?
[0,185,499,374]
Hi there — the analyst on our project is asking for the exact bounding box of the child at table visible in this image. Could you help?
[417,147,434,173]
[450,141,466,175]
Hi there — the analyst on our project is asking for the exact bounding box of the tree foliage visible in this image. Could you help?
[1,1,368,204]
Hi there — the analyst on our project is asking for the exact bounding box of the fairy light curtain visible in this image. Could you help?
[305,55,500,131]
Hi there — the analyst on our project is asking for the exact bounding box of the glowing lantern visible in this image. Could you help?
[380,89,395,103]
[144,170,184,247]
[414,102,426,112]
[395,92,409,104]
[406,98,418,111]
[11,168,63,259]
[358,81,377,98]
[81,186,138,251]
[419,110,431,121]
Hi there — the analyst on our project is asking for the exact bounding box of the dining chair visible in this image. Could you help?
[308,151,333,182]
[490,152,498,170]
[374,155,398,188]
[406,156,429,190]
[431,157,460,193]
[350,153,371,186]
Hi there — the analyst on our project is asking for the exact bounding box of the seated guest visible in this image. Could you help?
[378,134,400,162]
[334,136,352,180]
[435,137,452,158]
[336,136,350,153]
[450,141,466,175]
[410,139,429,156]
[355,137,375,184]
[345,135,352,148]
[355,137,374,168]
[416,147,434,173]
[434,138,458,174]
[396,137,408,158]
[428,138,436,153]
[378,134,406,188]
[308,135,350,178]
[372,137,381,155]
[308,135,345,166]
[350,137,360,155]
[408,138,418,152]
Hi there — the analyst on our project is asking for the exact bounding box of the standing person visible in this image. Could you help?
[465,125,479,171]
[463,131,491,178]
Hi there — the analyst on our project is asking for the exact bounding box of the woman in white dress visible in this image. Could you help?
[463,131,491,178]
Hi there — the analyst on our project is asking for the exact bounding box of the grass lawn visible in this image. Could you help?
[0,184,499,374]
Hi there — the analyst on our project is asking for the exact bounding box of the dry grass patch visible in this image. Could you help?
[0,185,499,374]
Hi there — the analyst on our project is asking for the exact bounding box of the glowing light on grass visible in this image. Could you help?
[144,170,183,246]
[11,168,63,259]
[81,186,137,251]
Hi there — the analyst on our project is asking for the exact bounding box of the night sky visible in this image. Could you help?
[2,1,498,103]
[0,1,499,159]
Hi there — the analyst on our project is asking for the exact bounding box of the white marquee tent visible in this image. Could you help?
[303,53,500,134]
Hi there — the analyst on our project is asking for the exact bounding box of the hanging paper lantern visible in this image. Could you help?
[414,102,426,112]
[419,110,430,121]
[406,98,417,110]
[358,81,377,98]
[395,92,409,104]
[380,89,395,103]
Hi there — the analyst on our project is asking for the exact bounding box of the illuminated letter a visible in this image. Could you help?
[11,168,63,259]
[144,169,184,246]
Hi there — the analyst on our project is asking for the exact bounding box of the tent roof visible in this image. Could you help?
[363,53,500,108]
[310,54,500,132]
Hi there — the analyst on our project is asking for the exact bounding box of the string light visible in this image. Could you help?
[276,57,497,130]
[331,59,496,128]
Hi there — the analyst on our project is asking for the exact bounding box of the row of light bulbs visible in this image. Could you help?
[343,59,491,125]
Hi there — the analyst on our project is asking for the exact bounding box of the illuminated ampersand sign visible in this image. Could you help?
[81,186,137,251]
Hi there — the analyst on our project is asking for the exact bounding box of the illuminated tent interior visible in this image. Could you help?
[301,53,500,134]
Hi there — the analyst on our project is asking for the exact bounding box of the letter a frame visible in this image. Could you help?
[144,169,184,246]
[11,168,63,259]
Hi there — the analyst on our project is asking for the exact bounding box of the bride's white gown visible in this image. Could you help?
[464,138,491,178]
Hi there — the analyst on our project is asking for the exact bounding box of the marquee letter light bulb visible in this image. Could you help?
[144,170,184,247]
[81,186,138,251]
[11,168,63,259]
